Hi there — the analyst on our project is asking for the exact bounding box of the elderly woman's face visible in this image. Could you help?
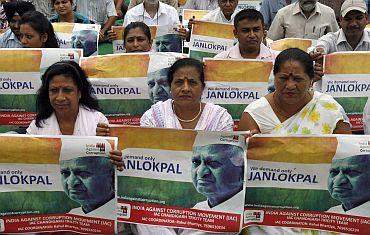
[171,66,204,106]
[274,60,311,104]
[48,74,81,117]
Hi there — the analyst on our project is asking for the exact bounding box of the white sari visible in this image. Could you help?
[245,91,350,135]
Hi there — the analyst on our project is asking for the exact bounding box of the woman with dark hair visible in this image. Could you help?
[108,21,153,52]
[98,57,234,235]
[49,0,90,24]
[123,21,152,52]
[238,48,351,134]
[19,10,59,48]
[138,57,232,129]
[27,61,108,135]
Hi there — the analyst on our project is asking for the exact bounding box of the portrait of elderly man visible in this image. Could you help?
[191,143,245,213]
[154,34,182,53]
[147,67,171,104]
[60,156,115,219]
[327,154,370,217]
[71,29,98,57]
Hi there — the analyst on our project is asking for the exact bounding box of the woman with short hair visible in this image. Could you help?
[27,61,108,135]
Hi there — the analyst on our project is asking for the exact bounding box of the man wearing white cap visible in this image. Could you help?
[327,154,370,217]
[313,0,369,54]
[310,0,369,133]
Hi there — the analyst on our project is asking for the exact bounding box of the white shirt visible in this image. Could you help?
[267,2,339,40]
[68,198,116,220]
[75,0,117,25]
[215,43,279,61]
[316,28,370,54]
[123,2,180,26]
[327,200,370,218]
[183,0,219,10]
[193,190,245,214]
[364,98,370,134]
[0,29,22,48]
[201,7,239,24]
[26,105,108,136]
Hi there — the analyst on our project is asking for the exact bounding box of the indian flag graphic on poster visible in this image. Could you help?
[244,135,370,234]
[270,38,316,52]
[53,22,100,57]
[203,58,272,125]
[110,126,246,233]
[182,9,210,27]
[0,135,117,234]
[0,48,81,133]
[322,51,370,131]
[81,52,185,125]
[189,21,235,61]
[112,25,182,54]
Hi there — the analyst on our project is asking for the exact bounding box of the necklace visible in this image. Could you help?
[272,92,292,118]
[172,101,202,123]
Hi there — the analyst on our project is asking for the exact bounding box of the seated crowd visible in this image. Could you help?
[0,0,369,234]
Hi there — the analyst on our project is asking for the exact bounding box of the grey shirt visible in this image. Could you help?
[316,28,370,54]
[267,2,339,40]
[0,29,22,48]
[183,0,219,10]
[260,0,296,28]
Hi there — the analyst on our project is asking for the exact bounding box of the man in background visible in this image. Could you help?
[75,0,117,41]
[0,1,35,48]
[268,0,339,40]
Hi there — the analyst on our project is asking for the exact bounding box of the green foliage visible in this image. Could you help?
[335,97,367,114]
[0,191,79,214]
[99,99,152,116]
[0,94,37,111]
[189,51,216,62]
[118,176,206,208]
[219,104,248,120]
[0,125,18,133]
[245,188,339,211]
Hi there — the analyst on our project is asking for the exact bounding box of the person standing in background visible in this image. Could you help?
[259,0,295,29]
[128,0,178,10]
[74,0,117,41]
[267,0,339,40]
[183,0,219,10]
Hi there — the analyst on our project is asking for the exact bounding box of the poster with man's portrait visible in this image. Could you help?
[0,135,117,234]
[53,23,100,57]
[111,126,246,233]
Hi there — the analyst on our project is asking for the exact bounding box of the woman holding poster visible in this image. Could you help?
[123,21,153,52]
[98,58,236,235]
[27,61,108,135]
[238,48,351,235]
[238,48,351,135]
[98,58,233,137]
